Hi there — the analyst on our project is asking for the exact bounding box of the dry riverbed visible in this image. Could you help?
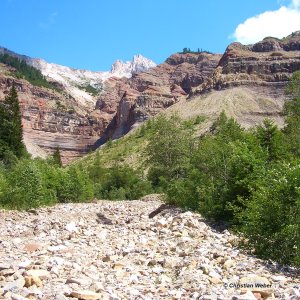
[0,195,299,299]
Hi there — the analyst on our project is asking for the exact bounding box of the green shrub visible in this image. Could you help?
[0,166,8,201]
[56,166,94,203]
[77,84,99,96]
[0,159,57,209]
[238,162,300,266]
[147,114,194,184]
[90,164,152,200]
[283,71,300,157]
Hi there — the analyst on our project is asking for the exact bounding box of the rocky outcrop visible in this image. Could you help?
[0,73,110,164]
[1,32,300,162]
[0,48,158,162]
[0,47,157,108]
[192,32,300,96]
[102,33,300,144]
[97,52,221,141]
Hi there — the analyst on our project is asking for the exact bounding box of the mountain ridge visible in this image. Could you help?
[0,46,156,107]
[1,32,300,163]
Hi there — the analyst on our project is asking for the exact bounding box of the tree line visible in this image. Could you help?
[0,54,60,91]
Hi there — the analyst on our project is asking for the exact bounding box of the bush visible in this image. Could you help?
[0,166,8,200]
[56,166,94,203]
[238,162,300,266]
[0,159,57,209]
[147,114,194,185]
[283,71,300,157]
[91,165,152,200]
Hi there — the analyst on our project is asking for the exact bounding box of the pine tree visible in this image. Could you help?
[0,86,26,159]
[52,147,62,167]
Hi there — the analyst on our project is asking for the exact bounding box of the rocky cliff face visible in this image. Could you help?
[98,52,222,141]
[28,54,156,108]
[0,50,156,163]
[0,71,109,164]
[100,33,300,144]
[192,32,300,96]
[171,32,300,130]
[1,32,300,162]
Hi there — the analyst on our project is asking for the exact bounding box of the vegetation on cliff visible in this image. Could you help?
[77,84,99,96]
[0,54,60,91]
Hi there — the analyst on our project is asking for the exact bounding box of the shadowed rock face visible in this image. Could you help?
[98,52,222,141]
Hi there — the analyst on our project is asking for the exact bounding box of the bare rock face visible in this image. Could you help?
[1,32,300,162]
[0,49,157,163]
[0,74,108,164]
[102,33,300,145]
[97,52,221,141]
[192,32,300,96]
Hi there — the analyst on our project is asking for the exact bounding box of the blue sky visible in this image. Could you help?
[1,0,300,71]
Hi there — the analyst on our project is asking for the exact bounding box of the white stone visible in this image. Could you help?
[25,269,50,279]
[18,260,32,269]
[3,277,25,292]
[65,222,78,232]
[48,245,67,252]
[232,291,257,300]
[272,275,286,282]
[70,289,105,299]
[10,293,28,300]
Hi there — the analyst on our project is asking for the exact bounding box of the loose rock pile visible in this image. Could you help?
[0,196,299,299]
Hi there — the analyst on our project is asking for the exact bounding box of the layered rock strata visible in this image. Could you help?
[0,74,108,164]
[98,52,221,141]
[192,32,300,96]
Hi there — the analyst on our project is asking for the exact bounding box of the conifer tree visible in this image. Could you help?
[52,147,62,167]
[0,85,26,159]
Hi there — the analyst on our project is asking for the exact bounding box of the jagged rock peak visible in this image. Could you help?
[111,54,156,77]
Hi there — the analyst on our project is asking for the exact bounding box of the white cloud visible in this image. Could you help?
[292,0,300,8]
[233,1,300,44]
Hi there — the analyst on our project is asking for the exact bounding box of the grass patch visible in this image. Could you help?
[77,84,99,96]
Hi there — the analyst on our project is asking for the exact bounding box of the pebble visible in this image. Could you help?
[24,269,50,279]
[70,289,105,299]
[0,264,11,271]
[24,276,43,288]
[10,293,28,300]
[3,277,25,292]
[0,197,299,299]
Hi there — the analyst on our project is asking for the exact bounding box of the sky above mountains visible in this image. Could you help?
[1,0,300,71]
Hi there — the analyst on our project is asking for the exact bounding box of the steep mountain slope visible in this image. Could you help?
[29,54,156,107]
[192,32,300,95]
[0,47,156,107]
[97,52,221,142]
[1,32,300,163]
[0,67,104,163]
[0,49,156,163]
[103,32,300,142]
